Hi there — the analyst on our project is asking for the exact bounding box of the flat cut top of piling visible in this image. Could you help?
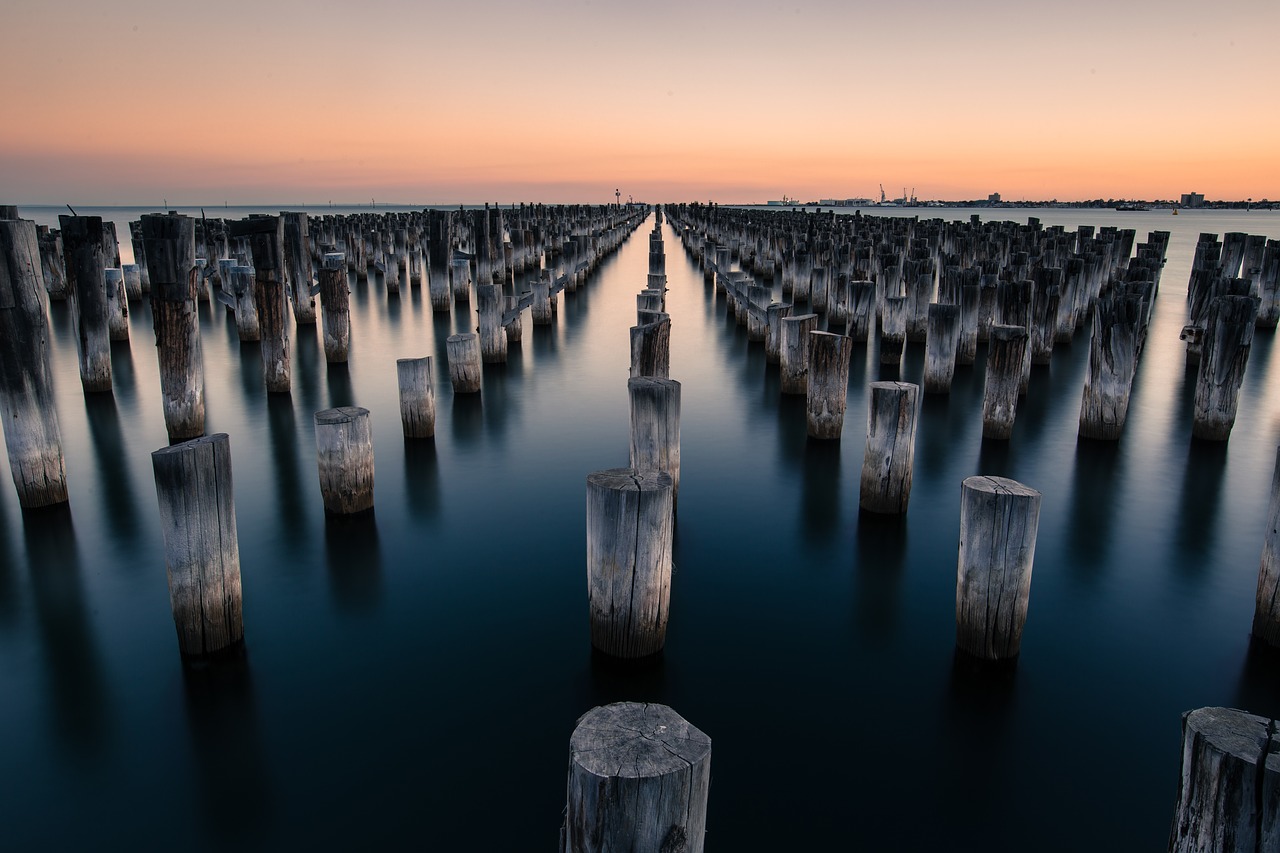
[314,406,369,425]
[587,468,672,493]
[151,432,228,458]
[396,356,430,367]
[570,702,710,777]
[869,380,917,393]
[447,332,477,343]
[322,253,345,268]
[1182,707,1275,764]
[962,475,1040,498]
[627,377,681,392]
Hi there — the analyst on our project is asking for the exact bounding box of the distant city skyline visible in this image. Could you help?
[2,0,1276,205]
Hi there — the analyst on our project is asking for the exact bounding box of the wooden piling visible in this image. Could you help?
[1078,295,1142,440]
[318,252,349,362]
[151,433,243,659]
[228,265,260,342]
[880,295,908,365]
[780,313,819,395]
[59,215,113,392]
[0,218,69,508]
[955,475,1041,660]
[104,268,129,341]
[141,214,205,443]
[122,263,143,302]
[628,377,681,505]
[585,468,674,658]
[451,257,471,305]
[282,212,317,324]
[446,332,482,393]
[806,331,853,439]
[848,280,875,343]
[314,407,374,514]
[477,283,508,363]
[860,381,919,514]
[232,217,291,393]
[532,278,553,325]
[982,325,1029,440]
[1253,447,1280,648]
[561,702,711,853]
[1193,295,1258,441]
[765,302,792,363]
[923,303,960,394]
[958,282,980,365]
[1167,707,1280,853]
[630,316,671,379]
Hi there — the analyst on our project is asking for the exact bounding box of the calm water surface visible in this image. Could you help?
[2,205,1279,850]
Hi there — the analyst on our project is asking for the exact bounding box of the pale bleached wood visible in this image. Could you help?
[1193,294,1259,441]
[397,357,435,439]
[1078,294,1142,440]
[955,475,1041,660]
[1168,706,1279,853]
[1253,447,1280,648]
[923,302,960,394]
[848,279,875,343]
[630,316,671,380]
[234,216,291,393]
[142,214,205,443]
[318,252,349,362]
[532,278,553,325]
[958,281,980,365]
[0,219,68,508]
[314,406,375,514]
[282,212,317,324]
[122,262,142,302]
[806,331,853,439]
[765,302,791,364]
[880,295,907,365]
[860,381,918,514]
[477,283,508,363]
[586,468,674,658]
[780,313,818,395]
[628,377,680,505]
[982,324,1029,440]
[228,265,261,342]
[59,215,113,392]
[152,433,243,658]
[446,332,482,394]
[561,702,711,853]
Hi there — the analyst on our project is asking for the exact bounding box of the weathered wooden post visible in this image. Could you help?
[317,252,349,362]
[282,212,317,324]
[314,406,374,514]
[104,267,129,341]
[477,283,508,363]
[848,279,875,342]
[1078,295,1143,440]
[860,381,919,514]
[880,295,908,365]
[982,325,1029,440]
[38,227,68,301]
[446,332,482,393]
[427,212,453,312]
[630,316,671,379]
[1253,448,1280,648]
[1193,295,1259,441]
[228,265,260,342]
[561,702,711,853]
[0,218,69,508]
[585,468,674,658]
[923,303,960,394]
[531,278,553,325]
[1168,707,1280,852]
[59,215,113,392]
[151,433,243,659]
[141,214,205,443]
[397,357,435,439]
[780,313,819,395]
[765,302,792,363]
[958,281,981,365]
[451,257,471,305]
[955,475,1041,660]
[628,377,680,505]
[806,331,853,439]
[122,263,143,302]
[232,217,291,393]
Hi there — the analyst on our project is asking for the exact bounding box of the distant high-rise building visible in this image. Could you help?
[988,192,1001,204]
[1180,192,1205,208]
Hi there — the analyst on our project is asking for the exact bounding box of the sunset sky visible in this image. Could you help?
[3,0,1276,205]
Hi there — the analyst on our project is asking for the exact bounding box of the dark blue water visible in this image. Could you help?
[2,205,1279,850]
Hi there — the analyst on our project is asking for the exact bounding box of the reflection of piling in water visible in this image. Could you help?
[397,357,435,439]
[586,469,674,658]
[142,213,206,443]
[561,702,711,853]
[0,218,69,508]
[152,434,244,660]
[1167,707,1279,853]
[314,407,374,515]
[324,512,382,612]
[955,476,1040,661]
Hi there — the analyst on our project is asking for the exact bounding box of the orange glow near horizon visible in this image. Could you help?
[2,0,1277,205]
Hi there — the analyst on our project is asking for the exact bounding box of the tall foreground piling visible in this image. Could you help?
[397,357,435,439]
[806,331,852,439]
[860,382,919,514]
[955,476,1041,660]
[561,702,711,853]
[1192,294,1258,441]
[585,468,674,658]
[233,216,291,393]
[982,325,1028,440]
[0,218,69,508]
[152,434,244,659]
[628,378,681,505]
[142,214,205,443]
[318,252,349,362]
